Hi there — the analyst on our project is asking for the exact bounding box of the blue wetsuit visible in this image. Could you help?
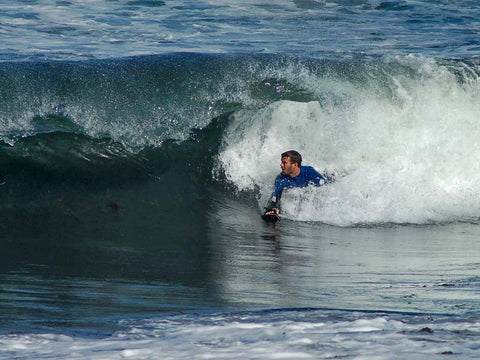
[265,165,327,211]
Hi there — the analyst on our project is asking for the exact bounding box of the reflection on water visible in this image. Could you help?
[208,198,480,315]
[1,192,479,336]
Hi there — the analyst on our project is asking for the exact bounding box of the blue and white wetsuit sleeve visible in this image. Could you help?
[306,166,327,186]
[265,175,285,211]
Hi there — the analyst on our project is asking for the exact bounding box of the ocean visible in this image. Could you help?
[1,0,480,359]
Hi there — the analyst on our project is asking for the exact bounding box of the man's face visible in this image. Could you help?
[280,156,297,176]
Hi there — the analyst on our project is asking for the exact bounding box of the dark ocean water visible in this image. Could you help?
[1,1,480,359]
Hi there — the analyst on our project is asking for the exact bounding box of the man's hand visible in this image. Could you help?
[264,208,279,216]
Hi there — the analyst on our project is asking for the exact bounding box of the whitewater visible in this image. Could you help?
[217,56,480,225]
[1,1,480,359]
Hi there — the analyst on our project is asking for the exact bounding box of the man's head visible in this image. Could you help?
[280,150,302,177]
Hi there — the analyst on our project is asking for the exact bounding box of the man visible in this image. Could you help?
[264,150,328,216]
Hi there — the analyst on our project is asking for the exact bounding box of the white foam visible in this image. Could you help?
[1,312,479,360]
[216,57,480,226]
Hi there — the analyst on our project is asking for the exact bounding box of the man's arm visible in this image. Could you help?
[264,175,284,214]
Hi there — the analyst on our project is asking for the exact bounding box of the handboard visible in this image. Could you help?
[262,213,280,223]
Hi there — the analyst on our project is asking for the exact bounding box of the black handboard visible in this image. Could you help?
[262,213,280,223]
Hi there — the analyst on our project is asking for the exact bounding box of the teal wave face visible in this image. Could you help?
[0,112,229,238]
[0,54,284,148]
[2,54,480,226]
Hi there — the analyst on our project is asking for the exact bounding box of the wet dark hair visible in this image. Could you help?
[281,150,302,166]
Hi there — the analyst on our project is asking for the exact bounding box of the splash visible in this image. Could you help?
[217,56,480,226]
